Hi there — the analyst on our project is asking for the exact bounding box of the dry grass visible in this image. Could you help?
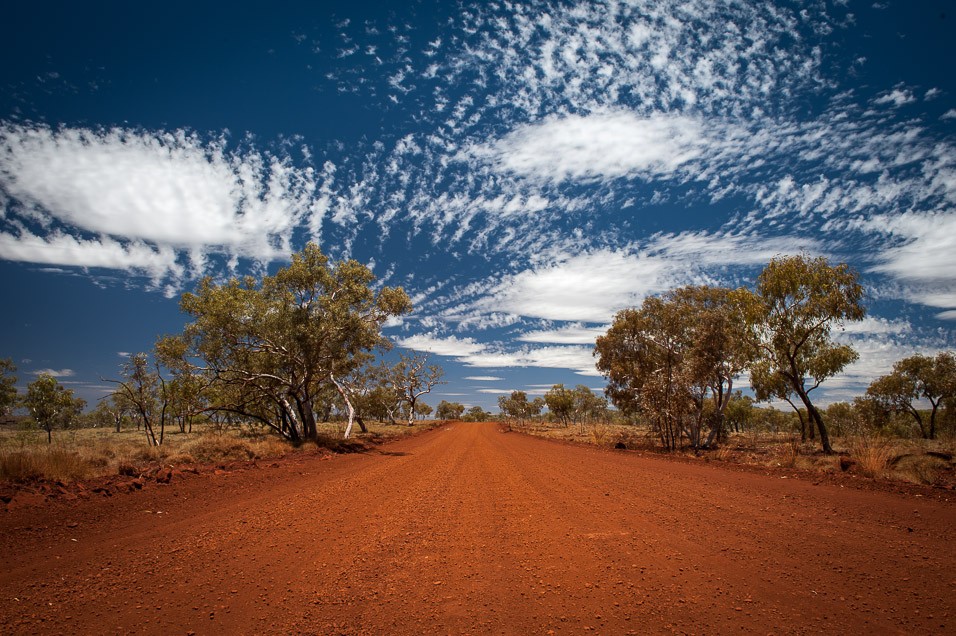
[589,423,613,446]
[847,435,895,479]
[0,419,442,484]
[516,420,955,489]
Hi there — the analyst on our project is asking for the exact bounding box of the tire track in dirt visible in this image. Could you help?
[1,422,954,634]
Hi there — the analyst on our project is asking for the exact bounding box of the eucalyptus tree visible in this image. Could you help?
[389,353,445,426]
[161,243,411,442]
[0,358,17,416]
[497,390,545,424]
[571,385,609,426]
[866,352,956,439]
[436,400,465,420]
[544,384,575,426]
[413,401,433,420]
[747,255,865,454]
[23,374,85,443]
[463,405,490,421]
[112,352,169,446]
[594,286,754,450]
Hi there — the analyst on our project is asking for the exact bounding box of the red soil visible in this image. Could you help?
[1,422,954,634]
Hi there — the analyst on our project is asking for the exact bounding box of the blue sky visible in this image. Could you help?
[1,0,954,412]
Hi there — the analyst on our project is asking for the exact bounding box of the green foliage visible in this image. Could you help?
[113,353,169,446]
[436,400,465,420]
[748,254,865,454]
[497,391,545,422]
[543,384,575,426]
[22,374,85,443]
[594,285,753,450]
[388,353,445,425]
[866,352,956,439]
[462,405,491,422]
[0,358,17,416]
[163,243,411,442]
[544,384,608,427]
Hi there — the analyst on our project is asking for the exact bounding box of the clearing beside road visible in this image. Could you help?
[1,422,953,634]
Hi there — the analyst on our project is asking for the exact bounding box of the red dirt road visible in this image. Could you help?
[1,423,954,634]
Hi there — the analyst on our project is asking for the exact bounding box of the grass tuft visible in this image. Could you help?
[848,435,894,478]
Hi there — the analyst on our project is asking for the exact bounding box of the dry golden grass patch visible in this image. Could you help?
[0,419,443,484]
[516,421,955,489]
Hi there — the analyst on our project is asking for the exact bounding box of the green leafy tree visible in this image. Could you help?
[436,400,465,420]
[572,384,608,427]
[723,391,754,434]
[23,374,85,443]
[463,405,491,422]
[595,286,754,450]
[497,391,544,423]
[544,384,575,426]
[0,358,17,416]
[162,243,411,442]
[867,352,956,439]
[747,255,865,454]
[413,401,433,420]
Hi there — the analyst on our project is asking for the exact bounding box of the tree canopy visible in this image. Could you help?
[160,243,411,442]
[867,352,956,440]
[748,255,865,454]
[0,358,16,417]
[23,374,86,443]
[594,285,753,450]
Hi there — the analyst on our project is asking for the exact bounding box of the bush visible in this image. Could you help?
[182,435,258,463]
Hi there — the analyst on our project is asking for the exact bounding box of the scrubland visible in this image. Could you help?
[0,419,441,486]
[509,419,956,490]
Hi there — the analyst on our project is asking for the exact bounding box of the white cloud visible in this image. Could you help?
[518,324,609,345]
[29,368,75,377]
[873,88,915,108]
[0,123,321,283]
[839,316,911,336]
[0,230,182,284]
[860,212,956,311]
[464,376,503,381]
[469,231,818,324]
[457,345,601,377]
[395,333,485,357]
[464,111,709,184]
[942,109,956,120]
[475,249,672,323]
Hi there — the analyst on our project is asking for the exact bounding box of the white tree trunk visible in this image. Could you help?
[330,374,356,439]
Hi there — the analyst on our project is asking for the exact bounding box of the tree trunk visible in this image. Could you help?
[329,374,356,440]
[278,397,303,442]
[929,398,940,440]
[796,387,832,454]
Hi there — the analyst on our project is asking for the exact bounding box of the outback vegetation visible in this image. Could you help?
[1,252,954,489]
[504,255,954,486]
[1,245,448,484]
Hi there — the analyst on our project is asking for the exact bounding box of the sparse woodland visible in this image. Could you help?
[1,250,954,488]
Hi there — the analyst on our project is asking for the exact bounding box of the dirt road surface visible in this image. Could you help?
[1,423,954,634]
